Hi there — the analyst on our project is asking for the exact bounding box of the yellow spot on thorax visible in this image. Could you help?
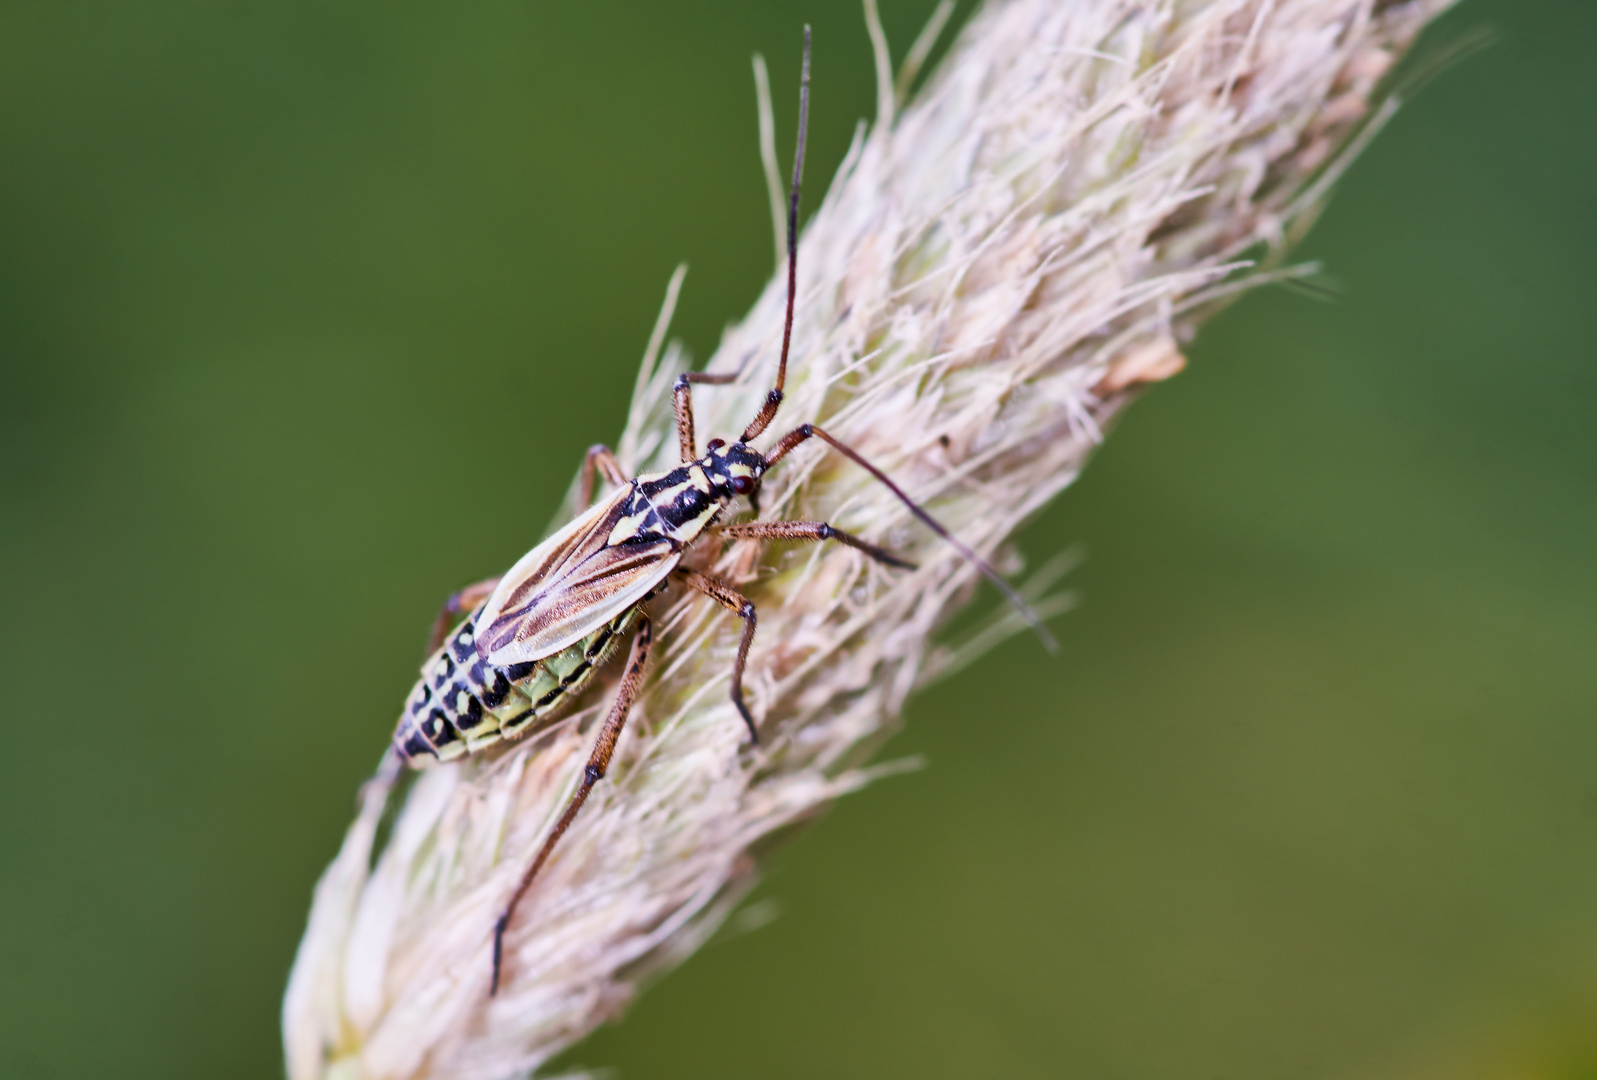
[606,511,650,546]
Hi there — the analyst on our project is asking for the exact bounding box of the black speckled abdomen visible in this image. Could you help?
[393,605,639,765]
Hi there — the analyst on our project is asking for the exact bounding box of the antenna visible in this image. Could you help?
[741,25,810,444]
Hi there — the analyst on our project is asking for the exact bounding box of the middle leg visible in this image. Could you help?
[715,519,916,570]
[675,567,760,745]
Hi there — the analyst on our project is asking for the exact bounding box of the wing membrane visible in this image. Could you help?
[475,489,680,664]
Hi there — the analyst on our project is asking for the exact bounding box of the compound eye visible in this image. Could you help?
[730,475,755,496]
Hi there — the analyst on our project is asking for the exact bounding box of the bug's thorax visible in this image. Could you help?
[610,441,765,549]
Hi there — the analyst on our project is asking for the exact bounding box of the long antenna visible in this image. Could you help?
[765,423,1060,652]
[741,25,810,444]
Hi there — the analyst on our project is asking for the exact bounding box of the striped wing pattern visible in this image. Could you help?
[475,487,680,666]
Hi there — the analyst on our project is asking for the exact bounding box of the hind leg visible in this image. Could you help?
[424,577,502,658]
[577,444,628,510]
[490,613,654,995]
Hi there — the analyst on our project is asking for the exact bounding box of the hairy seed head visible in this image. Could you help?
[284,1,1453,1077]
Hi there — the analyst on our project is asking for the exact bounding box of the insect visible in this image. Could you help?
[385,29,1051,995]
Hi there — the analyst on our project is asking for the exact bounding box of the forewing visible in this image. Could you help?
[482,492,627,616]
[486,539,677,662]
[476,491,679,664]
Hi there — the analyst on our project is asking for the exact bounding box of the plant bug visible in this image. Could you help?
[385,27,1052,995]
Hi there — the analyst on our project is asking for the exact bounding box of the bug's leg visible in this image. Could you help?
[577,444,628,510]
[764,423,1057,651]
[360,745,406,803]
[674,567,760,745]
[490,613,654,996]
[671,372,737,462]
[425,577,502,658]
[715,519,917,570]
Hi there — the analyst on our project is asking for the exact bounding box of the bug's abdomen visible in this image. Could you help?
[393,606,638,766]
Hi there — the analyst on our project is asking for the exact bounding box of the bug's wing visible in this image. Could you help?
[483,490,628,613]
[475,488,680,665]
[483,539,678,663]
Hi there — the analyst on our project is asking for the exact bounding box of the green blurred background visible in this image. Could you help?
[1,1,1594,1077]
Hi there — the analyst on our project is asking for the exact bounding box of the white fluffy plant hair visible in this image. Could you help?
[284,0,1454,1077]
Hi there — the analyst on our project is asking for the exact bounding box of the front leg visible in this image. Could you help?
[715,519,916,570]
[675,567,760,745]
[425,576,502,657]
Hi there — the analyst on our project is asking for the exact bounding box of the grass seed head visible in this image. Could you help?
[285,1,1454,1076]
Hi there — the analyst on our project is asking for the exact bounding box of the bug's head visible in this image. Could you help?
[705,438,767,501]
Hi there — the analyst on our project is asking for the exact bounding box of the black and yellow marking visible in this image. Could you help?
[393,606,641,764]
[394,440,776,769]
